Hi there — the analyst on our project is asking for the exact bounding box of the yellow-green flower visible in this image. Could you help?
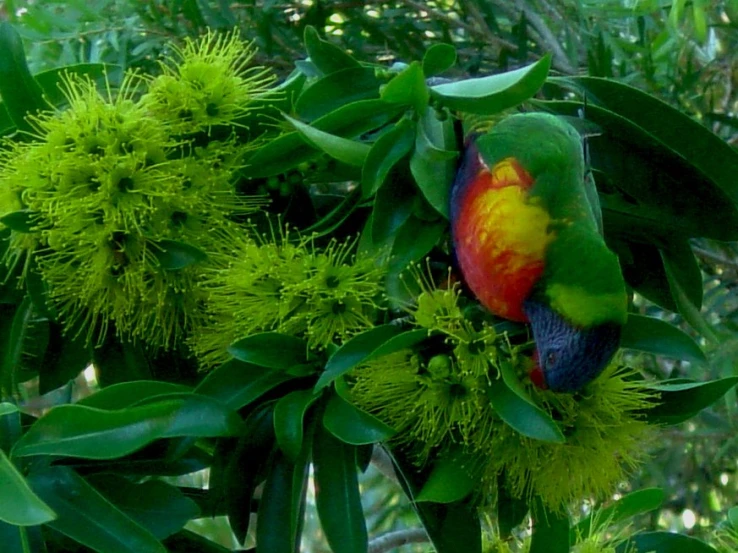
[143,29,276,133]
[350,350,497,461]
[191,233,384,368]
[481,363,655,511]
[0,68,266,348]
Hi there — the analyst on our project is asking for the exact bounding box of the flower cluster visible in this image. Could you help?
[190,232,384,368]
[0,31,274,348]
[349,265,656,511]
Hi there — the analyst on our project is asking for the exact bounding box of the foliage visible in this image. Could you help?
[0,2,738,553]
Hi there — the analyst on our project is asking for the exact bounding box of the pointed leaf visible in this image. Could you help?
[616,532,718,553]
[285,113,370,167]
[530,499,569,553]
[645,377,738,425]
[28,465,166,553]
[0,449,56,526]
[621,314,706,364]
[316,326,430,390]
[228,332,309,370]
[13,402,181,459]
[86,475,200,540]
[416,446,477,503]
[0,210,35,232]
[152,240,207,270]
[196,359,296,410]
[430,56,551,114]
[423,43,457,77]
[257,451,307,553]
[323,391,396,445]
[0,22,47,133]
[78,381,192,410]
[303,26,360,75]
[295,67,381,121]
[361,117,416,198]
[487,362,565,443]
[274,389,318,461]
[312,425,367,553]
[243,99,402,177]
[381,61,429,112]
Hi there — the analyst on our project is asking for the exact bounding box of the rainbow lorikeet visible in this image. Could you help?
[450,113,628,392]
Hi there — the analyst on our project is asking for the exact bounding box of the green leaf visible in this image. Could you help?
[14,401,181,459]
[423,43,457,77]
[487,361,565,443]
[416,446,477,503]
[295,66,381,121]
[274,389,318,461]
[0,210,35,232]
[196,359,296,411]
[0,402,18,417]
[285,113,370,167]
[137,393,246,439]
[14,404,171,459]
[361,118,416,198]
[388,216,446,273]
[303,26,360,75]
[257,451,308,553]
[151,240,207,270]
[430,56,551,114]
[86,475,200,540]
[621,314,706,364]
[661,241,703,310]
[728,506,738,530]
[539,99,738,241]
[616,532,718,553]
[323,391,396,445]
[313,425,367,553]
[0,521,43,553]
[497,474,529,538]
[381,61,429,112]
[1,296,36,395]
[663,254,717,343]
[243,99,402,177]
[572,488,664,540]
[78,381,192,410]
[0,449,56,526]
[561,76,738,213]
[0,22,47,133]
[316,326,429,390]
[410,107,458,219]
[371,171,416,246]
[530,499,569,553]
[228,332,309,370]
[223,404,275,544]
[28,465,166,553]
[645,377,738,425]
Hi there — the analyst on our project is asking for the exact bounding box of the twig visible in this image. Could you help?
[368,528,430,553]
[371,445,399,484]
[516,0,576,73]
[403,0,519,52]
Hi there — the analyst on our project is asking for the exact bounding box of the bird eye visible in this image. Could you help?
[545,351,557,369]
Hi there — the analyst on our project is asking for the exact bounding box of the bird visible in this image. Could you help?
[449,112,628,392]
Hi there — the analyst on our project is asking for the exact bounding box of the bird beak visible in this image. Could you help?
[529,351,548,390]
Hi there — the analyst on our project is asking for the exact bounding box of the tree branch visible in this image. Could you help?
[507,0,577,74]
[368,528,430,553]
[371,445,399,484]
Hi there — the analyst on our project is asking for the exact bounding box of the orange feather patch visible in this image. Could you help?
[453,156,554,322]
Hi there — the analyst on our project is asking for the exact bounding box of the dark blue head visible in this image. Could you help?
[523,300,621,393]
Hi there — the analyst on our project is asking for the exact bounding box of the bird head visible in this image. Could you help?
[524,300,621,393]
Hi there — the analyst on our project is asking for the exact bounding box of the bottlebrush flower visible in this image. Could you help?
[190,232,384,368]
[0,66,268,348]
[143,29,276,134]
